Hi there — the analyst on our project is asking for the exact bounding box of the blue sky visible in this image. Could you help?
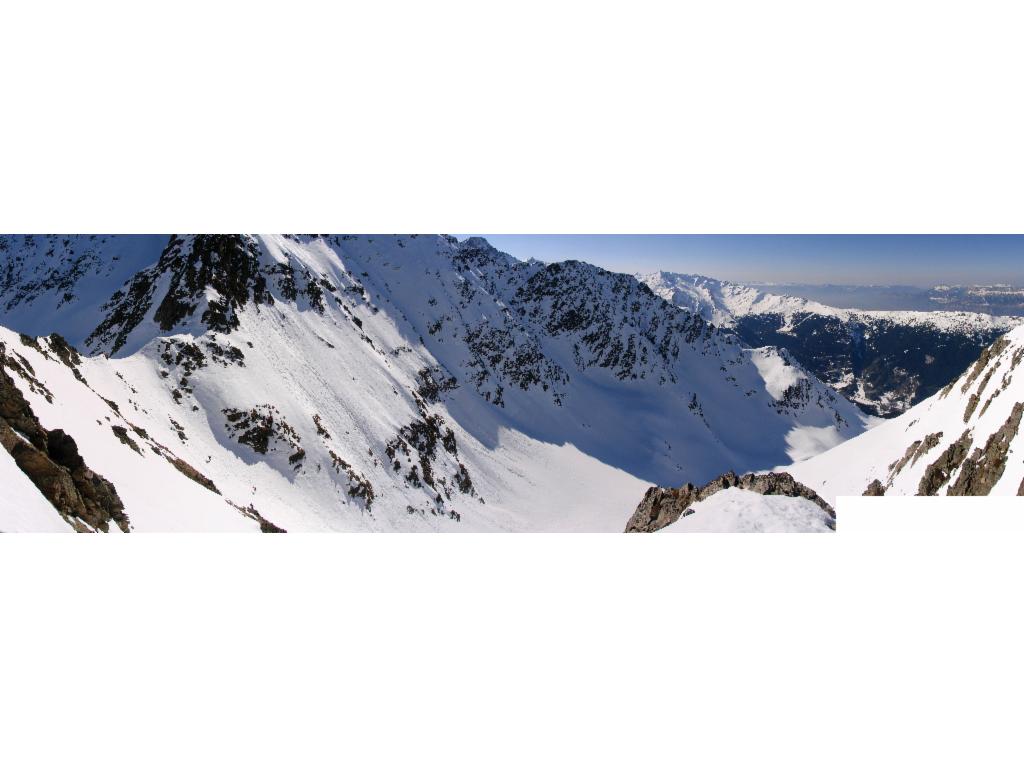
[456,235,1024,286]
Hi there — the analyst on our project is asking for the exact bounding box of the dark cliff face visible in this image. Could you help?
[85,235,342,355]
[733,313,1007,417]
[512,260,715,382]
[87,235,269,354]
[151,235,270,333]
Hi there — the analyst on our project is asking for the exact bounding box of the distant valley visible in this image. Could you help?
[641,272,1021,417]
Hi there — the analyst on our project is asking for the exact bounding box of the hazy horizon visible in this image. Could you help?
[457,234,1024,287]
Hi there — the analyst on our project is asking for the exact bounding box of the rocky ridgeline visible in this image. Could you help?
[445,240,735,406]
[625,471,835,532]
[861,331,1024,497]
[86,235,342,354]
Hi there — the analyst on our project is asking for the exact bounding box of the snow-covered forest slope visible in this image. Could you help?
[642,271,1021,417]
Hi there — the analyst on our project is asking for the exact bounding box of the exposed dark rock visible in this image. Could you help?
[155,235,268,333]
[415,366,459,403]
[85,236,349,355]
[889,441,921,477]
[0,340,54,402]
[917,430,973,496]
[864,479,886,496]
[312,413,331,440]
[328,449,375,508]
[914,432,944,464]
[0,392,129,533]
[947,402,1023,496]
[959,336,1010,395]
[964,393,981,422]
[222,404,300,457]
[159,339,207,374]
[110,425,143,454]
[888,431,944,481]
[46,429,85,471]
[454,463,473,494]
[385,394,474,512]
[625,471,834,533]
[169,416,188,442]
[226,501,286,532]
[46,332,82,367]
[44,333,88,384]
[164,454,221,495]
[87,235,271,353]
[0,345,52,442]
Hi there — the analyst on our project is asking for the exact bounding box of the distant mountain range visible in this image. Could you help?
[640,272,1021,417]
[743,282,1024,316]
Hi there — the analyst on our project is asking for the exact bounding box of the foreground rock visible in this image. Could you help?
[625,471,835,533]
[1,342,128,532]
[946,402,1024,496]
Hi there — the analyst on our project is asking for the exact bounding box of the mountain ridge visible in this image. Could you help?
[789,325,1024,502]
[0,234,871,532]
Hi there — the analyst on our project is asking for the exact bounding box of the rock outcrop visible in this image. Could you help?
[625,471,835,533]
[947,402,1024,496]
[917,430,973,496]
[1,352,128,532]
[863,479,886,496]
[1,340,129,532]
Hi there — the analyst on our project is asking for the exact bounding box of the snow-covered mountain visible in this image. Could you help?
[789,325,1024,502]
[0,235,872,532]
[728,282,1024,316]
[0,235,167,341]
[641,271,1021,417]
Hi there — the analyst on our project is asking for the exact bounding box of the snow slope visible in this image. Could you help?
[0,445,71,532]
[0,329,266,531]
[0,235,873,531]
[789,325,1024,504]
[658,488,834,533]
